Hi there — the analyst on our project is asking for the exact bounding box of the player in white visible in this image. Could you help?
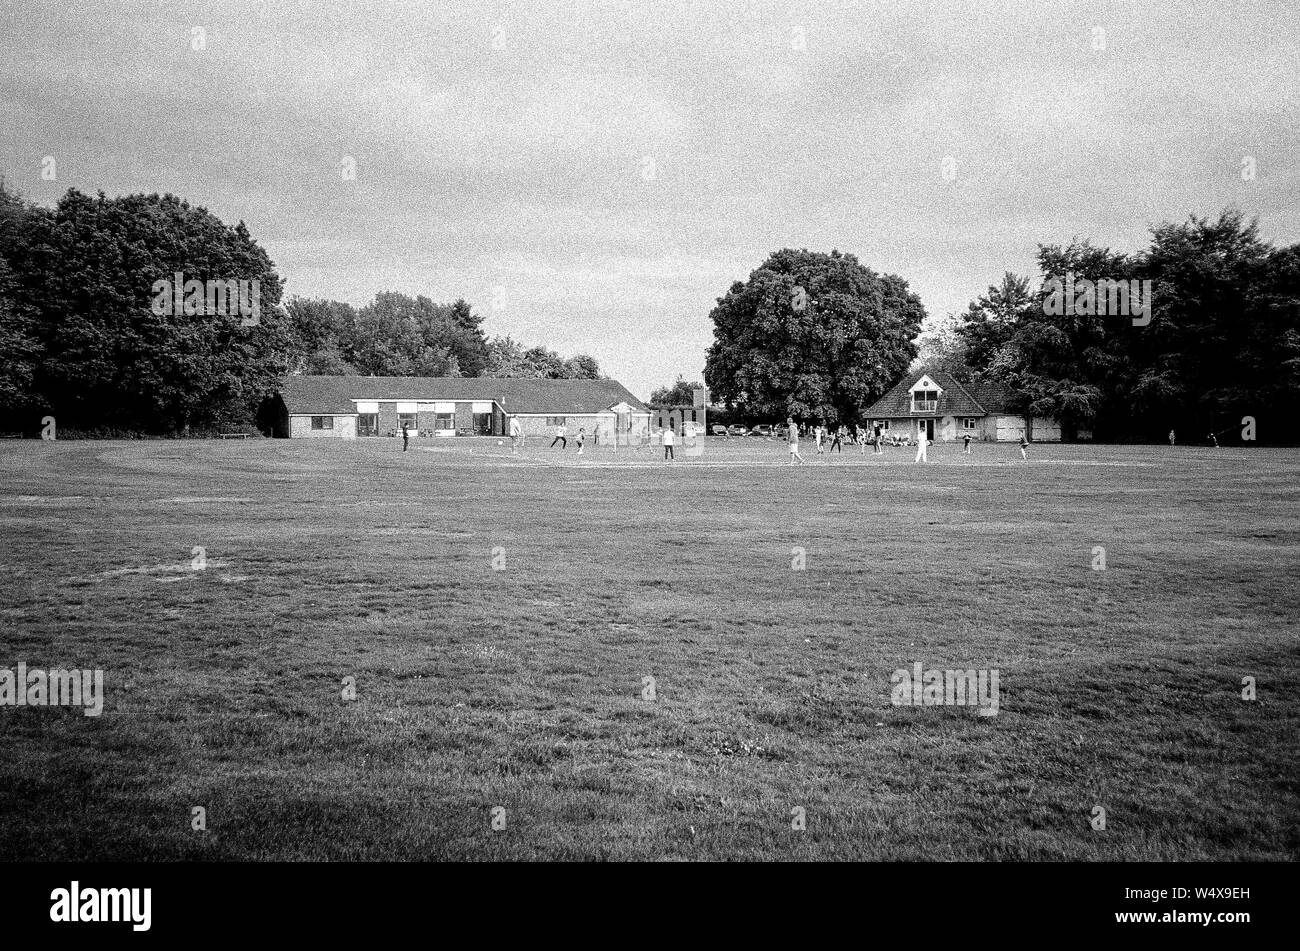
[787,417,805,465]
[814,425,825,455]
[509,415,522,454]
[662,426,675,461]
[914,427,928,463]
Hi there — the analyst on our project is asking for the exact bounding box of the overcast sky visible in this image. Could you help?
[2,0,1297,398]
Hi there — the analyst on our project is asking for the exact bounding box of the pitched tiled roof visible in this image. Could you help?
[862,367,1016,417]
[278,375,649,415]
[963,380,1016,415]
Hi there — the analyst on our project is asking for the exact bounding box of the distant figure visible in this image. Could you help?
[1207,432,1218,448]
[830,426,844,453]
[874,425,884,454]
[662,426,675,461]
[550,422,567,449]
[401,422,410,451]
[857,425,867,454]
[1169,429,1176,447]
[1019,434,1029,460]
[576,427,586,455]
[509,415,522,454]
[914,429,928,463]
[963,433,972,455]
[814,425,825,455]
[787,417,805,465]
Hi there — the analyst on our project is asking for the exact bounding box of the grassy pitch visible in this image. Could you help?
[0,437,1296,860]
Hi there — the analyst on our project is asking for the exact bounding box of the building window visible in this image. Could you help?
[546,416,566,427]
[435,413,454,430]
[912,390,939,412]
[398,413,418,432]
[357,414,378,437]
[960,417,977,429]
[879,420,890,430]
[311,416,333,430]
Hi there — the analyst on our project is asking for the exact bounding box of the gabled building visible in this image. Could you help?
[265,375,652,441]
[862,368,1061,442]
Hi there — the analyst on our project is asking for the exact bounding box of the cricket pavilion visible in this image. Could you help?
[862,368,1062,443]
[265,375,652,442]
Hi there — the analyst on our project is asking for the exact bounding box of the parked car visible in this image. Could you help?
[726,425,749,436]
[711,425,728,436]
[750,424,774,437]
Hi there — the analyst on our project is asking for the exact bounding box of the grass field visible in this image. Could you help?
[0,437,1297,860]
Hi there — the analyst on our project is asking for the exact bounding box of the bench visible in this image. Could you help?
[218,433,250,439]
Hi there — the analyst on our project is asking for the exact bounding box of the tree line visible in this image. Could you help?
[0,184,600,435]
[700,212,1300,442]
[924,210,1300,442]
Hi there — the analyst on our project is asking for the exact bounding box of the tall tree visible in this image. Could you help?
[0,186,288,433]
[703,248,925,424]
[285,297,358,375]
[956,273,1035,374]
[913,319,976,383]
[345,292,460,377]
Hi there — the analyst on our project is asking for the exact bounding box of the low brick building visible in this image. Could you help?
[266,375,652,442]
[862,368,1061,443]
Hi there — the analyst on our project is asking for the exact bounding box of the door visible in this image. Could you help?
[919,419,934,442]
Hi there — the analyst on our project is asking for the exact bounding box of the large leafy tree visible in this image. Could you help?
[1137,211,1299,438]
[1004,244,1136,437]
[955,272,1035,374]
[0,186,288,433]
[285,297,358,375]
[703,248,925,424]
[284,293,491,378]
[345,292,460,377]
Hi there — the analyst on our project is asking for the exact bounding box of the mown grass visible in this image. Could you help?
[0,437,1296,860]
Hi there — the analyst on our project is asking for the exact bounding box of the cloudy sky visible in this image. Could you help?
[2,0,1297,397]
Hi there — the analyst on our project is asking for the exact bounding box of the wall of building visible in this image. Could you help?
[993,415,1026,441]
[455,402,473,433]
[1030,417,1062,442]
[290,415,357,438]
[514,414,605,439]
